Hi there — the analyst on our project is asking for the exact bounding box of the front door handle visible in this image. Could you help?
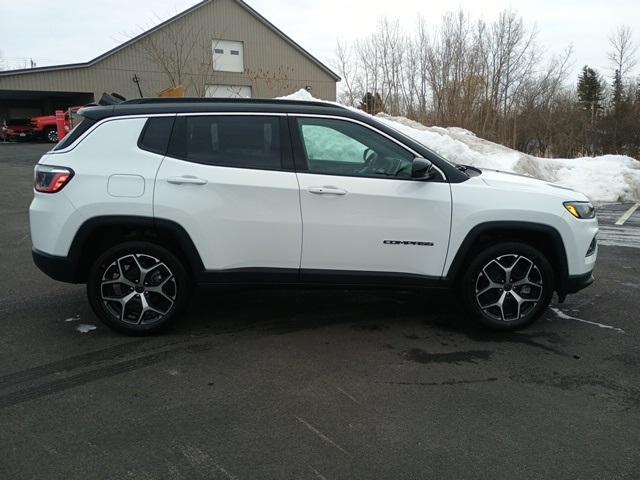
[308,186,347,195]
[167,175,208,185]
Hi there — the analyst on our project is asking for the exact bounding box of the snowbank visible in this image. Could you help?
[279,90,640,202]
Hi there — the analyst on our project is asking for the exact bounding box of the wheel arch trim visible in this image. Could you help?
[66,215,204,283]
[444,221,569,292]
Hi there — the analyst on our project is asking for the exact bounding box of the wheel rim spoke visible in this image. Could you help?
[475,253,544,322]
[100,253,176,325]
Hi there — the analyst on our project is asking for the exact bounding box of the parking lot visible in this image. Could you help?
[1,143,639,479]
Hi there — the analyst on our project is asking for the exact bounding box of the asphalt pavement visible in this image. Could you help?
[1,143,639,480]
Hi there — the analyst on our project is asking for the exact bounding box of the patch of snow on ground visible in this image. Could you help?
[550,307,625,334]
[64,315,80,322]
[76,324,97,333]
[278,89,640,202]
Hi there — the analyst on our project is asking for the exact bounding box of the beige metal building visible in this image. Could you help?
[0,0,339,120]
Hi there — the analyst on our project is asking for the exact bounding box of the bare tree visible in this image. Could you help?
[135,13,227,97]
[334,41,359,106]
[608,25,638,78]
[332,11,640,158]
[245,66,293,98]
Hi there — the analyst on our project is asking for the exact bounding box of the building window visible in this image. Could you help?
[205,85,252,98]
[212,39,244,73]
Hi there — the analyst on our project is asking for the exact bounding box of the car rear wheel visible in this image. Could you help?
[87,242,190,335]
[461,242,554,330]
[44,127,58,143]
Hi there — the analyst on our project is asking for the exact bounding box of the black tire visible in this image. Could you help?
[461,242,554,330]
[44,127,58,143]
[87,241,191,335]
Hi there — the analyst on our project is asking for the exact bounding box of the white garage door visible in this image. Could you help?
[212,39,244,73]
[205,85,252,98]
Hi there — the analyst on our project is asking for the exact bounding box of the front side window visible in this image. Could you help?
[168,115,281,170]
[295,117,414,179]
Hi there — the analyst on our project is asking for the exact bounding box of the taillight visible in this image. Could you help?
[34,165,74,193]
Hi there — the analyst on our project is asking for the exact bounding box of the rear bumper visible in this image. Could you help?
[565,271,594,294]
[32,248,78,283]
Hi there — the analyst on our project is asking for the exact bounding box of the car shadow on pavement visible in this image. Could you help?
[174,286,470,336]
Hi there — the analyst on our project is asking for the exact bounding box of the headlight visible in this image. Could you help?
[564,201,595,219]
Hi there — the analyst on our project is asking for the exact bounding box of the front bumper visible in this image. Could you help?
[565,271,594,294]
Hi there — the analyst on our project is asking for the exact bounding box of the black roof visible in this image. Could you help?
[80,97,352,121]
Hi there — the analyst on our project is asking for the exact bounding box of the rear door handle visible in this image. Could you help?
[308,186,347,195]
[167,175,208,185]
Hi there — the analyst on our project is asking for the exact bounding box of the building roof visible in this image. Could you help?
[0,0,340,81]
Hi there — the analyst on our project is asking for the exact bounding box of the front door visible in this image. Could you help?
[291,116,452,282]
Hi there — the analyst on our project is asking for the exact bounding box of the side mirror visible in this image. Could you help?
[411,157,435,180]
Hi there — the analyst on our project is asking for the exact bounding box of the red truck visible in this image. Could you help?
[30,106,82,142]
[1,119,35,142]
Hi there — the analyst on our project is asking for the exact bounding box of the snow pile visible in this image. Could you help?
[282,88,317,101]
[377,113,640,202]
[279,89,640,202]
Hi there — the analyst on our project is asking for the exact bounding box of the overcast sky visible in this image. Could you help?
[1,0,639,83]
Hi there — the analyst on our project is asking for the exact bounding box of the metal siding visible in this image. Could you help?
[0,0,336,101]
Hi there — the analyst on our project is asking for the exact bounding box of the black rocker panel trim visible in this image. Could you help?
[197,268,443,288]
[300,269,442,288]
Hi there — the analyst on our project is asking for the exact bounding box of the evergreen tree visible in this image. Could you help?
[577,66,604,124]
[359,92,384,115]
[612,69,624,108]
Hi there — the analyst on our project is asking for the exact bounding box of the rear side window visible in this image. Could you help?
[53,116,96,151]
[168,115,281,170]
[138,117,175,155]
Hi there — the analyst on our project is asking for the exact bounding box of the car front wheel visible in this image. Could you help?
[87,242,190,335]
[461,242,554,330]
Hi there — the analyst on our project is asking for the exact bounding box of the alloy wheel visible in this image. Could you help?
[100,253,177,325]
[47,129,58,142]
[474,254,543,322]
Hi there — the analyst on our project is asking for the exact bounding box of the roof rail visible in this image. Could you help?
[120,97,341,109]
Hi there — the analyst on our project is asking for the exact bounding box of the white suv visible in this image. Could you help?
[30,98,598,335]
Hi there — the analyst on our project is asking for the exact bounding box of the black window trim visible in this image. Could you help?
[288,113,447,182]
[52,117,97,151]
[164,112,294,172]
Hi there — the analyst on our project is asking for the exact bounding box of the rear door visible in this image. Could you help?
[154,113,302,279]
[291,115,452,282]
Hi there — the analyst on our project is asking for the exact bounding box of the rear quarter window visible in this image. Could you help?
[52,117,97,151]
[138,117,175,155]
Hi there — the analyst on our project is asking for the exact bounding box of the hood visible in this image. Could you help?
[30,115,55,121]
[478,168,588,200]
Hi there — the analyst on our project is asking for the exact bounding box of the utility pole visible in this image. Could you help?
[132,74,144,98]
